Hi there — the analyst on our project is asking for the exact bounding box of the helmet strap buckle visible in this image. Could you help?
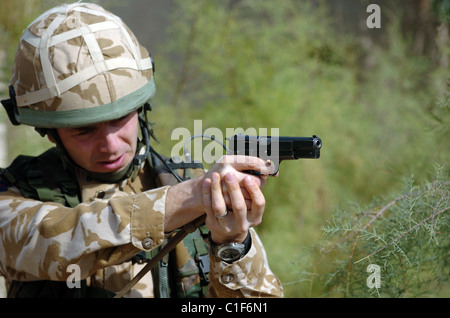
[1,85,21,126]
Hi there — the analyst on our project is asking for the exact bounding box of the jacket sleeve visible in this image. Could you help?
[0,186,169,282]
[207,229,283,298]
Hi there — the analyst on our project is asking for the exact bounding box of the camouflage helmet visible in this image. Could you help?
[3,2,155,129]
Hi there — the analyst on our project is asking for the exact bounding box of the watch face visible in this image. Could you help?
[217,245,243,262]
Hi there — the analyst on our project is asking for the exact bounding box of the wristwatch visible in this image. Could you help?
[208,231,252,263]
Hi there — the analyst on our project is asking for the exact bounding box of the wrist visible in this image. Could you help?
[209,231,248,245]
[165,177,204,232]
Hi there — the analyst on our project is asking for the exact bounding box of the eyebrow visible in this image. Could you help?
[71,125,98,132]
[69,112,134,132]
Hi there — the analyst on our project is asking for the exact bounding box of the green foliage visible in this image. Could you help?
[315,165,449,297]
[0,0,61,162]
[155,0,449,297]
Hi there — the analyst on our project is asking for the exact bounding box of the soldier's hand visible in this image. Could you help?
[203,155,274,208]
[202,170,266,245]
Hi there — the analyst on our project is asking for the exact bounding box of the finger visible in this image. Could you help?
[224,195,252,211]
[244,198,252,210]
[219,171,253,209]
[220,155,277,176]
[240,188,255,210]
[203,177,224,234]
[243,175,265,226]
[220,178,230,207]
[202,177,213,216]
[224,172,247,226]
[222,183,251,205]
[210,172,227,218]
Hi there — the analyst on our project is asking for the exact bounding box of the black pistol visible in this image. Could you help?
[227,134,322,175]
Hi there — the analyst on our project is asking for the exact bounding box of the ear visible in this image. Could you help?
[45,129,60,144]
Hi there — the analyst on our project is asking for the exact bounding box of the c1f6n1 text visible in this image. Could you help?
[180,301,268,315]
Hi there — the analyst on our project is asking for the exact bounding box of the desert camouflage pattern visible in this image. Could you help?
[208,231,284,297]
[0,160,283,297]
[10,3,154,127]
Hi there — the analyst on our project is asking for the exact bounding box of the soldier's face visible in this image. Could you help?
[56,111,139,174]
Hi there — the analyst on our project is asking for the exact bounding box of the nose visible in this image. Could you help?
[97,125,121,154]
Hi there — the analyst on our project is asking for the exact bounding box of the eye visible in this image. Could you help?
[72,127,95,137]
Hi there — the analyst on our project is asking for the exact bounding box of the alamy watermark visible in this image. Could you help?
[366,4,381,29]
[170,120,280,164]
[366,264,381,289]
[66,263,383,290]
[66,264,81,289]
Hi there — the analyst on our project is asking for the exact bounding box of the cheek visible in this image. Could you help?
[124,117,140,149]
[57,131,93,167]
[66,142,94,167]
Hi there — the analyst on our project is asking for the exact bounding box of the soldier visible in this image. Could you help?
[0,3,283,298]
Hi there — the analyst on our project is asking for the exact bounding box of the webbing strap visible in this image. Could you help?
[1,148,80,207]
[114,215,207,298]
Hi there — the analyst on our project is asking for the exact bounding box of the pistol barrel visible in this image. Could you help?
[228,134,321,159]
[279,135,322,159]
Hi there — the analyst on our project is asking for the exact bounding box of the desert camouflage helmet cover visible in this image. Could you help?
[8,2,155,128]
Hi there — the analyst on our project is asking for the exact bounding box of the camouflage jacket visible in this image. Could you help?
[0,147,283,298]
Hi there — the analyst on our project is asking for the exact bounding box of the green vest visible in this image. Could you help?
[1,147,209,298]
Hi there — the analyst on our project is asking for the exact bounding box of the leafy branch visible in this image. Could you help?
[322,179,449,256]
[355,204,449,264]
[315,166,449,297]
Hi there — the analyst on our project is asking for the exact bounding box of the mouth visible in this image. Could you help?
[97,154,126,171]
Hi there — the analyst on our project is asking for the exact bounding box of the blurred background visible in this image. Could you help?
[0,0,448,298]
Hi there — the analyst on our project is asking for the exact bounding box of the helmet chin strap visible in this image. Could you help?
[133,105,151,166]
